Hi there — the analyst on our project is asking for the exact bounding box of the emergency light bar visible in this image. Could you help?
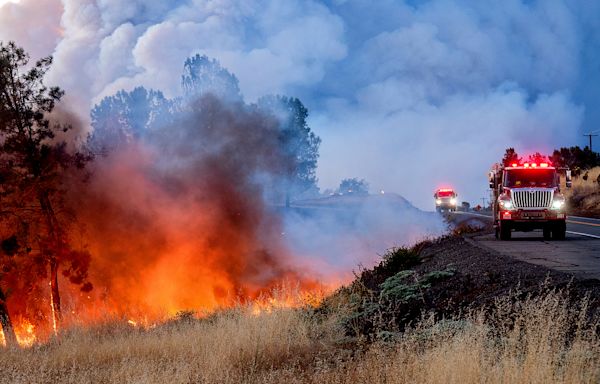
[509,162,551,168]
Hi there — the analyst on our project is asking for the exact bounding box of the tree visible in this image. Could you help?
[89,87,174,153]
[257,95,321,206]
[527,152,548,164]
[93,57,321,208]
[549,146,600,172]
[338,178,369,196]
[502,148,521,166]
[181,55,241,102]
[0,41,92,343]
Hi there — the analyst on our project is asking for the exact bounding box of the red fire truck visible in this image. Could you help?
[434,188,458,212]
[488,161,572,240]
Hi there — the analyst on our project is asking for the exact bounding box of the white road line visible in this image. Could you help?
[566,231,600,239]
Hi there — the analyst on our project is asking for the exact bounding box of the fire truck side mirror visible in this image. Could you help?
[488,172,494,189]
[566,170,572,188]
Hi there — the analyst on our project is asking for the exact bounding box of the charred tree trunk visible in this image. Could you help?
[38,191,63,333]
[0,288,17,347]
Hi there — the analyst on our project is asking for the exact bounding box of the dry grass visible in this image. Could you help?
[571,167,600,188]
[566,166,600,216]
[0,306,335,383]
[0,290,598,383]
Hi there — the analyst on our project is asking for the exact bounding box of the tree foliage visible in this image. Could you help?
[338,178,369,195]
[0,41,92,342]
[181,54,241,102]
[527,152,548,164]
[501,148,521,166]
[549,146,600,171]
[257,95,321,200]
[89,87,174,152]
[92,57,321,206]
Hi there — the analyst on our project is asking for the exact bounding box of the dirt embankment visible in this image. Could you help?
[323,234,600,338]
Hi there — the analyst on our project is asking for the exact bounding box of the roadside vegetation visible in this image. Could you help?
[2,236,598,384]
[566,166,600,218]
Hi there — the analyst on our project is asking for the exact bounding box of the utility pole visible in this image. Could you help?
[583,132,598,152]
[481,197,487,209]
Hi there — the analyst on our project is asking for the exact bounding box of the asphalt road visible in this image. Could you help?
[452,211,600,280]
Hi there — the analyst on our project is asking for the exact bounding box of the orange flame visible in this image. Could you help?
[249,284,328,316]
[15,320,36,347]
[0,320,37,348]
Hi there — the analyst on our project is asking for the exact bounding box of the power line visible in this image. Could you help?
[583,133,598,152]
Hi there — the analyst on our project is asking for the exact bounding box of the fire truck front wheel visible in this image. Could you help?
[543,226,552,240]
[552,221,566,240]
[499,221,511,240]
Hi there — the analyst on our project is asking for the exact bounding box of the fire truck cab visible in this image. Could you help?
[434,188,458,213]
[489,161,572,240]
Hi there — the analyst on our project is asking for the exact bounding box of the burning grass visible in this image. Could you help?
[0,289,598,383]
[2,237,599,383]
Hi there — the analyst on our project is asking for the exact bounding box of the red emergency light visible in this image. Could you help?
[438,188,454,192]
[509,161,551,168]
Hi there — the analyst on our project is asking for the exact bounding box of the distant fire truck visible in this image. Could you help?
[488,161,572,240]
[434,188,458,212]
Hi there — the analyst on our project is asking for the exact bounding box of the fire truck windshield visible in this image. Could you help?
[504,169,557,188]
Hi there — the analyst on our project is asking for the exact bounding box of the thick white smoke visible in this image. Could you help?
[0,0,597,209]
[315,0,588,208]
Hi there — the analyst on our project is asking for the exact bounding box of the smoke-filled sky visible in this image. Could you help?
[1,0,599,209]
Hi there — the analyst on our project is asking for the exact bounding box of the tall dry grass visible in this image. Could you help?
[0,290,598,383]
[566,166,600,216]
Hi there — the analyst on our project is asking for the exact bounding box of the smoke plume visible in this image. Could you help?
[1,0,599,209]
[64,95,319,316]
[2,0,600,323]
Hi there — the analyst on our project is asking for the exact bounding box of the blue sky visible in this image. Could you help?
[1,0,599,208]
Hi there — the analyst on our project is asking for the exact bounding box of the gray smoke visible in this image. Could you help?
[1,0,598,208]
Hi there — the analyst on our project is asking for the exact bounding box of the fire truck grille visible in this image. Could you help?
[512,190,553,209]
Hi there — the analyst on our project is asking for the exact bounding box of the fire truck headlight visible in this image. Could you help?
[500,200,513,210]
[435,199,442,205]
[552,199,565,210]
[450,198,457,205]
